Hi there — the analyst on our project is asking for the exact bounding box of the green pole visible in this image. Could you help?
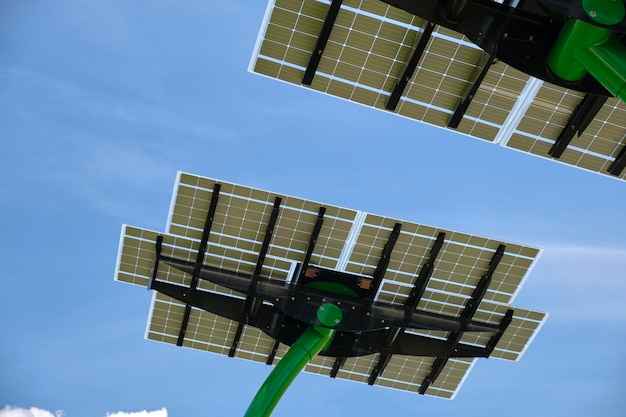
[244,303,342,417]
[547,0,626,102]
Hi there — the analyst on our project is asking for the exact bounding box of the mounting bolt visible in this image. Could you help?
[582,0,625,24]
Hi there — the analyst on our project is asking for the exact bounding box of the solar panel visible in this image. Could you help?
[249,0,626,180]
[115,172,547,400]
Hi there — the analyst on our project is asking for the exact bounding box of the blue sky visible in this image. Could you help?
[1,1,625,416]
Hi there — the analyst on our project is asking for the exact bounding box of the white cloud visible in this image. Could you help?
[106,409,167,417]
[0,406,167,417]
[0,406,63,417]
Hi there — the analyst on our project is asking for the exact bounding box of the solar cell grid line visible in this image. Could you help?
[115,172,547,401]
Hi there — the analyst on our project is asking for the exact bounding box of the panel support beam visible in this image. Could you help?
[147,235,164,290]
[176,183,221,347]
[608,140,626,176]
[367,326,401,385]
[458,244,506,325]
[330,357,347,378]
[302,0,343,85]
[293,206,326,287]
[485,309,514,353]
[404,232,445,320]
[448,52,493,128]
[369,222,402,298]
[229,197,282,357]
[368,232,444,385]
[549,94,607,158]
[419,244,506,394]
[385,21,435,111]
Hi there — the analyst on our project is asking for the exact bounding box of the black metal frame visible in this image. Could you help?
[385,22,435,111]
[229,196,282,357]
[147,183,518,391]
[448,51,494,128]
[419,244,508,394]
[366,231,445,385]
[172,183,221,347]
[302,0,343,86]
[549,94,608,158]
[608,142,626,176]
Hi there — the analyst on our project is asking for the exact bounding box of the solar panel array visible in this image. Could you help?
[249,0,626,180]
[115,172,547,399]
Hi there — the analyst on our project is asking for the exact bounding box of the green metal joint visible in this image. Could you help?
[582,0,625,25]
[547,18,612,81]
[316,303,343,327]
[304,281,358,297]
[575,40,626,101]
[547,2,626,102]
[244,305,342,417]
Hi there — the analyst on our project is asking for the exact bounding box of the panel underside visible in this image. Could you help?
[249,0,626,180]
[115,172,547,399]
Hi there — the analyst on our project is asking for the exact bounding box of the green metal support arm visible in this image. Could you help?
[244,304,342,417]
[547,0,626,102]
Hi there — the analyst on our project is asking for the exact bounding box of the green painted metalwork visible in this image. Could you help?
[582,0,625,25]
[548,18,612,81]
[316,303,343,327]
[576,39,626,101]
[304,281,358,297]
[547,4,626,102]
[244,307,339,417]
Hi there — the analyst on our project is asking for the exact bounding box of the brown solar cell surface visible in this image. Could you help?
[505,87,626,180]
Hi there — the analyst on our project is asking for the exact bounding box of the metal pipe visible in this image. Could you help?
[244,324,336,417]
